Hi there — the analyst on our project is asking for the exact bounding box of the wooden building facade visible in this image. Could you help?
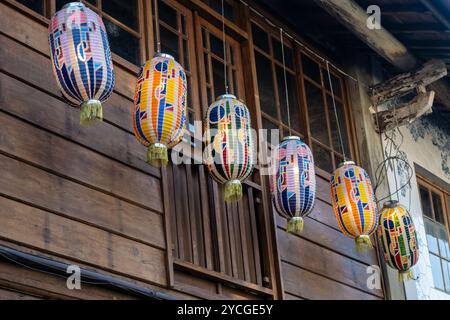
[1,0,447,300]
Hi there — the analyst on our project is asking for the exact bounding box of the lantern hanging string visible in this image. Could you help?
[391,104,401,203]
[373,106,414,210]
[221,0,229,94]
[326,62,347,161]
[154,0,161,53]
[374,91,413,212]
[280,28,292,136]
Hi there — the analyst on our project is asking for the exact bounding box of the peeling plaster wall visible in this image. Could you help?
[346,52,450,300]
[345,53,406,300]
[383,113,450,300]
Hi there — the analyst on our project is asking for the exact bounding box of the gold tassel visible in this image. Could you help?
[224,180,243,203]
[147,143,168,168]
[398,270,414,282]
[287,217,304,235]
[80,100,103,125]
[355,235,373,253]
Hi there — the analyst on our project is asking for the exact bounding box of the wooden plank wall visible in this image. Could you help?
[276,174,384,300]
[0,1,178,299]
[0,0,387,300]
[0,1,267,300]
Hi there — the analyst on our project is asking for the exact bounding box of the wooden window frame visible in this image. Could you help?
[200,0,239,24]
[166,10,273,297]
[417,174,450,293]
[83,0,146,67]
[250,17,303,141]
[249,12,355,176]
[6,0,147,71]
[6,0,364,300]
[151,0,202,157]
[196,16,245,112]
[298,50,354,173]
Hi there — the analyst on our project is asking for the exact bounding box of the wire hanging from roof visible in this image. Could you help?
[326,61,348,161]
[280,27,292,136]
[221,0,230,94]
[238,0,359,84]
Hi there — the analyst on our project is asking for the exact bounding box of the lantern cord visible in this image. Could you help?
[373,126,414,207]
[392,104,401,202]
[221,0,229,94]
[154,0,161,53]
[237,0,364,86]
[280,28,292,136]
[326,62,347,161]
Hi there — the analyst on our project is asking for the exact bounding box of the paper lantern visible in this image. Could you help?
[133,53,187,167]
[330,161,378,251]
[378,200,419,281]
[204,94,254,202]
[271,136,316,234]
[49,2,115,125]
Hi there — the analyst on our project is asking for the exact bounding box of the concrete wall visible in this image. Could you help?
[346,52,450,300]
[382,113,450,300]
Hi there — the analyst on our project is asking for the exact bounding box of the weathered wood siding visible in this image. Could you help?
[0,1,173,299]
[276,174,384,300]
[0,0,386,300]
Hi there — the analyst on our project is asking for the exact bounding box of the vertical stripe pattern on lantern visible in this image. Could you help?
[330,161,378,251]
[49,2,115,125]
[133,53,187,167]
[378,201,419,281]
[271,136,316,234]
[204,94,254,202]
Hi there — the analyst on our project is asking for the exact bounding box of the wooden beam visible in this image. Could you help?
[312,0,450,109]
[313,0,418,70]
[369,59,447,105]
[370,90,435,133]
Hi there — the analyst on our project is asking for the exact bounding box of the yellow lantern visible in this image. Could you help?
[330,161,379,251]
[378,201,419,281]
[133,53,187,167]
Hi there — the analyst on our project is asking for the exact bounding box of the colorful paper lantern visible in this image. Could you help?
[271,136,316,234]
[378,200,419,281]
[330,161,378,251]
[204,94,254,202]
[49,2,115,125]
[133,53,187,167]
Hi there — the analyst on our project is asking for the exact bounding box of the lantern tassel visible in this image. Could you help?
[399,270,414,282]
[287,217,304,235]
[355,235,373,253]
[224,180,243,203]
[147,143,168,168]
[80,100,103,125]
